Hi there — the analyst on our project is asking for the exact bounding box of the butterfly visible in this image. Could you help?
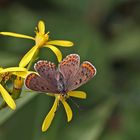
[25,54,97,95]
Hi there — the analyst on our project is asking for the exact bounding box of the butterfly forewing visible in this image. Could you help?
[59,54,80,86]
[25,60,59,93]
[68,61,96,91]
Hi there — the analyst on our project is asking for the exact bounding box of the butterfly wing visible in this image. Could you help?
[68,61,97,91]
[34,60,56,83]
[25,60,58,93]
[58,54,80,90]
[25,73,55,93]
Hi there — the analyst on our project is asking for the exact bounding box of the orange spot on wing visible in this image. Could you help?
[36,61,56,69]
[26,73,36,87]
[82,63,95,75]
[61,55,77,65]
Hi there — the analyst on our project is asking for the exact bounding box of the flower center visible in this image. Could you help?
[14,78,23,89]
[35,33,49,47]
[55,93,68,102]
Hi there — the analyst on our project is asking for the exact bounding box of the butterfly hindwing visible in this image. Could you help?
[25,73,55,93]
[68,61,96,91]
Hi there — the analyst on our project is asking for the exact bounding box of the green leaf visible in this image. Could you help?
[0,92,37,125]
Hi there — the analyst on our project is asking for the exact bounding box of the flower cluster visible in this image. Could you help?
[0,21,73,68]
[0,67,30,109]
[0,20,88,132]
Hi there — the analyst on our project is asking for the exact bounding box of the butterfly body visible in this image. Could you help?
[25,54,96,95]
[55,71,67,94]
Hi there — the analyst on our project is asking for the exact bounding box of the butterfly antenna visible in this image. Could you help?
[69,97,82,111]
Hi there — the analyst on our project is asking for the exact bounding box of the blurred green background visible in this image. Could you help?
[0,0,140,140]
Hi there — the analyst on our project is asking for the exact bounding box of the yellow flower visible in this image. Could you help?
[0,67,30,110]
[42,91,86,132]
[0,20,74,67]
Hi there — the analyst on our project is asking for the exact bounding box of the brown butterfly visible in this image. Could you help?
[25,54,96,95]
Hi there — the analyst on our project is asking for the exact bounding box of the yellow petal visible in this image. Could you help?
[0,67,27,73]
[0,84,16,110]
[44,45,62,62]
[47,40,74,47]
[42,98,58,132]
[13,71,27,78]
[13,71,36,79]
[19,45,38,67]
[68,91,87,99]
[38,20,45,34]
[0,32,34,40]
[61,100,72,122]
